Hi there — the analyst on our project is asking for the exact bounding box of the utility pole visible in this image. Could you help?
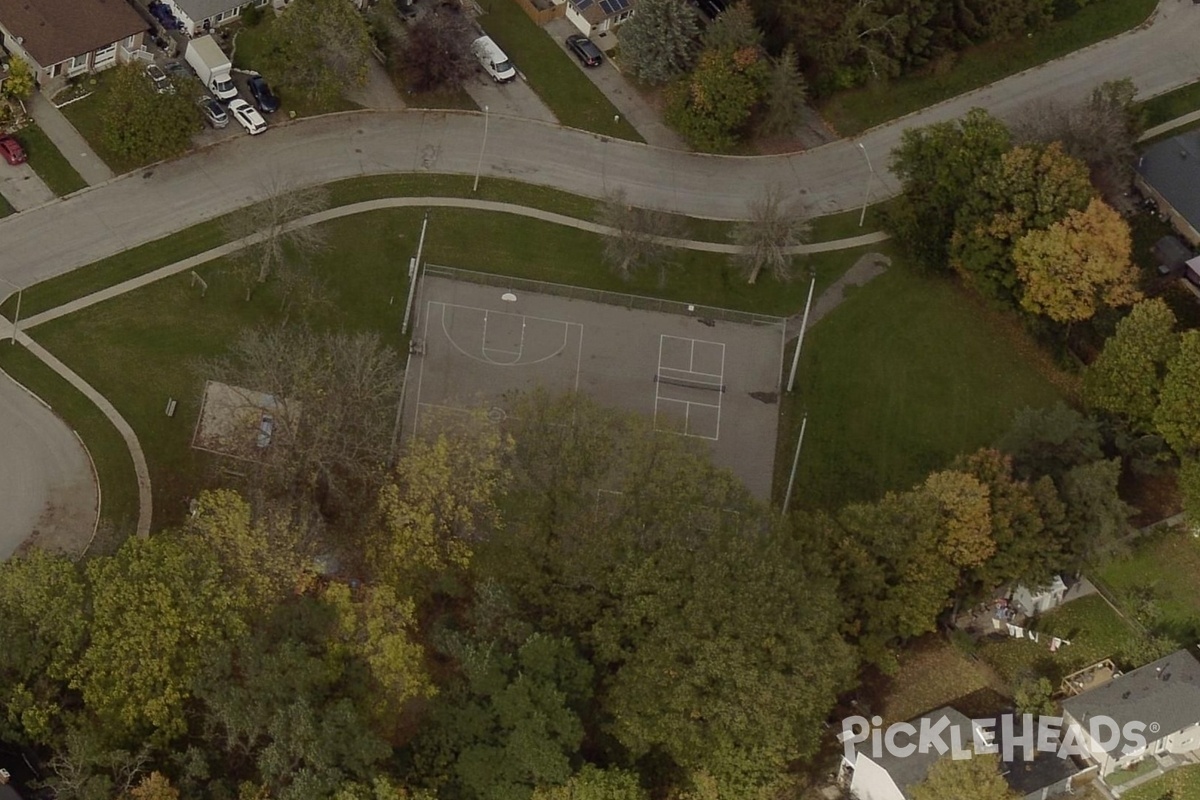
[858,142,877,228]
[473,105,490,193]
[782,412,808,516]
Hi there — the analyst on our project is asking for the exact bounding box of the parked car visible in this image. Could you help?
[145,63,173,94]
[565,34,602,67]
[197,96,229,128]
[163,60,191,82]
[228,99,267,135]
[247,75,280,114]
[0,134,26,165]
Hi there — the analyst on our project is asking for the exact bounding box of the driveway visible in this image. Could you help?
[0,0,1197,287]
[0,163,55,211]
[0,369,99,558]
[543,17,686,150]
[463,68,557,124]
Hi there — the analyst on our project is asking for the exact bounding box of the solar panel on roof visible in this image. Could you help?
[574,0,594,10]
[613,0,630,9]
[599,0,614,13]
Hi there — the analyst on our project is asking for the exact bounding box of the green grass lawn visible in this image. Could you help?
[819,0,1158,136]
[878,638,1005,723]
[25,207,866,529]
[1096,529,1200,644]
[58,72,145,174]
[1122,764,1200,800]
[0,346,139,535]
[977,595,1140,685]
[230,19,364,117]
[1139,80,1200,129]
[18,123,88,195]
[2,174,887,322]
[778,258,1064,509]
[1106,758,1161,787]
[478,0,642,141]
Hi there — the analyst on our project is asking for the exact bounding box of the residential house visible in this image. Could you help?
[565,0,635,37]
[1062,648,1200,781]
[0,0,148,88]
[161,0,270,36]
[1136,132,1200,247]
[1,768,24,800]
[840,707,1081,800]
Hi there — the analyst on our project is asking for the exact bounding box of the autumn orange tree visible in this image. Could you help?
[1013,197,1141,323]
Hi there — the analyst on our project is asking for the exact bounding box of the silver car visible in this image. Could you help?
[145,64,173,94]
[197,96,229,128]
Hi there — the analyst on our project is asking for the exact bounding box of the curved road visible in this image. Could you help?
[0,370,98,557]
[1,1,1198,291]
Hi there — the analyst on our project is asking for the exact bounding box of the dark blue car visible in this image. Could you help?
[248,75,280,114]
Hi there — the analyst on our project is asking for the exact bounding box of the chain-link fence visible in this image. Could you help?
[422,264,785,329]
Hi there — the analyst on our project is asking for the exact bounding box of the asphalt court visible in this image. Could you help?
[407,275,784,498]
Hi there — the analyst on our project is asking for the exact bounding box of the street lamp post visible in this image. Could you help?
[0,278,22,345]
[473,105,490,193]
[857,142,877,228]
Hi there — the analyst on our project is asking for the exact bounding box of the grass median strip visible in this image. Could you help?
[478,0,643,141]
[2,175,889,321]
[820,0,1157,136]
[19,123,88,196]
[0,344,139,534]
[1139,80,1200,129]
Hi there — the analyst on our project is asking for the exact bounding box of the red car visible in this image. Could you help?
[0,134,26,165]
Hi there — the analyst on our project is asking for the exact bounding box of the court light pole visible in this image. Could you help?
[473,104,490,193]
[0,278,22,345]
[782,412,808,516]
[857,142,877,227]
[786,272,817,392]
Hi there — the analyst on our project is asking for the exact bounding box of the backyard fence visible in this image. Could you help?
[505,0,565,25]
[422,264,787,329]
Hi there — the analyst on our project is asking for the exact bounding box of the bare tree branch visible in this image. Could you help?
[597,189,685,286]
[732,185,811,285]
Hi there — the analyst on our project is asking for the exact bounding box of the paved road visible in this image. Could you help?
[0,368,98,558]
[0,163,55,211]
[0,0,1196,291]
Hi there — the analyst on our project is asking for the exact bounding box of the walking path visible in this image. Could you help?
[785,252,891,340]
[1140,108,1200,140]
[28,92,114,186]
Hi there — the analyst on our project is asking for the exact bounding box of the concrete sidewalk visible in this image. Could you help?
[29,91,114,186]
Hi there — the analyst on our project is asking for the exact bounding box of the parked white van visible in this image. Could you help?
[472,35,516,83]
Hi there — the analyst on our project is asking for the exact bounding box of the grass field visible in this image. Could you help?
[22,207,869,529]
[231,19,362,117]
[478,0,642,141]
[819,0,1158,136]
[876,638,1005,723]
[1139,80,1200,129]
[18,123,88,196]
[1122,764,1200,800]
[977,595,1140,685]
[1,174,887,322]
[0,346,138,533]
[778,259,1064,509]
[1096,529,1200,644]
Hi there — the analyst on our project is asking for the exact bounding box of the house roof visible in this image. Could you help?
[0,0,146,66]
[857,707,979,795]
[855,708,1079,798]
[570,0,633,24]
[1062,649,1200,749]
[1138,133,1200,235]
[170,0,243,23]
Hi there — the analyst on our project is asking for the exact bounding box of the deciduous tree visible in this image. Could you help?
[888,109,1011,272]
[399,8,476,92]
[531,767,648,800]
[1014,198,1141,324]
[224,175,330,297]
[1084,298,1179,431]
[1060,457,1133,563]
[665,45,768,151]
[77,535,246,743]
[596,189,685,284]
[950,142,1094,304]
[1154,330,1200,458]
[262,0,372,104]
[1,54,35,100]
[731,184,810,284]
[700,1,762,50]
[997,403,1104,482]
[910,753,1018,800]
[619,0,700,85]
[101,63,200,165]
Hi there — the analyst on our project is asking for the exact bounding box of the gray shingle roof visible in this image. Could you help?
[857,707,977,794]
[1061,649,1200,750]
[1138,133,1200,234]
[0,0,146,66]
[172,0,244,22]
